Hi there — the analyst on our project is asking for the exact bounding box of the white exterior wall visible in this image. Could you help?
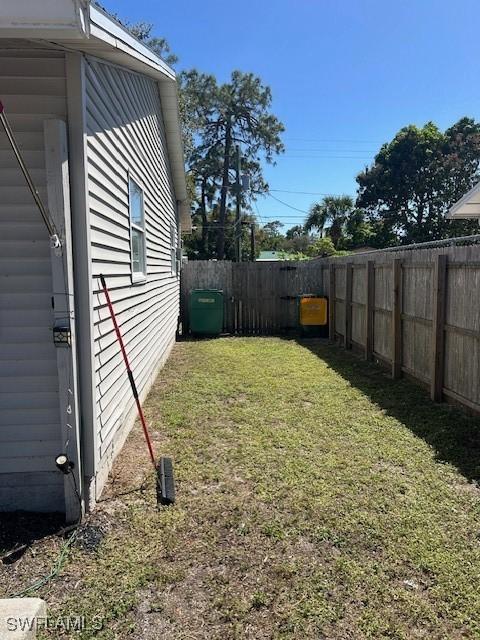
[0,49,66,511]
[84,57,179,496]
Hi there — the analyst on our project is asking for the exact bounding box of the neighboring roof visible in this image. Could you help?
[0,0,191,231]
[447,181,480,219]
[257,251,288,261]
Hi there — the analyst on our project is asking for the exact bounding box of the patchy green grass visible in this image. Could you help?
[4,337,480,639]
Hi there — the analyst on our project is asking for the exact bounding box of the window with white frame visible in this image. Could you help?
[129,177,146,282]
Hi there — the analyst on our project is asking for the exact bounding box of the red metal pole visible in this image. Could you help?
[100,274,156,468]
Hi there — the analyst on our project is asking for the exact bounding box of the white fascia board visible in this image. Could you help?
[178,201,192,233]
[84,5,190,230]
[89,4,175,81]
[158,81,190,232]
[0,0,89,39]
[87,4,189,224]
[447,181,480,219]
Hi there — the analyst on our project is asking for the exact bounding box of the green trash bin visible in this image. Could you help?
[189,289,224,336]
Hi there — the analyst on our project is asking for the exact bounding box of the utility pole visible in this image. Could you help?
[250,222,256,261]
[234,144,241,262]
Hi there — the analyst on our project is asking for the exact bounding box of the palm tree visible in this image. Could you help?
[304,195,354,248]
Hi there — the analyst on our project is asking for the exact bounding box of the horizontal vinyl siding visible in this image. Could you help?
[0,50,65,512]
[85,58,179,481]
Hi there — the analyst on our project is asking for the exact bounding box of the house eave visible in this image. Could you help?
[0,0,189,225]
[447,181,480,219]
[87,4,176,82]
[0,0,90,40]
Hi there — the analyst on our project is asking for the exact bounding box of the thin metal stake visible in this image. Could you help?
[0,100,60,248]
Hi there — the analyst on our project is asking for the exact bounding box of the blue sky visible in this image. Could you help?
[102,0,480,228]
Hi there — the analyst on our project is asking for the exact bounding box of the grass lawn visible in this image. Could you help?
[3,337,480,639]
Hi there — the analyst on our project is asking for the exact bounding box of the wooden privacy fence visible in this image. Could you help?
[181,241,480,414]
[180,260,329,334]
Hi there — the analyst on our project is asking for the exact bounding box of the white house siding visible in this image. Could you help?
[0,48,66,511]
[84,57,179,495]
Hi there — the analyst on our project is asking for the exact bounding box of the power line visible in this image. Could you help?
[192,224,236,229]
[279,154,374,160]
[260,221,305,225]
[214,185,357,197]
[286,147,377,153]
[267,193,310,214]
[256,212,308,219]
[254,200,265,224]
[283,137,384,144]
[269,188,356,196]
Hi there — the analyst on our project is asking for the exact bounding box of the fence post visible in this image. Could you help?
[365,260,375,360]
[329,263,335,343]
[345,262,353,349]
[431,254,448,402]
[392,258,403,379]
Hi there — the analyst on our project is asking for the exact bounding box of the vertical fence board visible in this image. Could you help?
[366,261,375,360]
[373,264,392,361]
[351,264,366,348]
[392,259,403,379]
[345,263,353,349]
[431,254,448,401]
[401,264,433,382]
[329,264,336,343]
[335,265,346,344]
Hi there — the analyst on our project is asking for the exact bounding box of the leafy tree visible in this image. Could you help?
[181,70,284,258]
[283,225,314,253]
[304,196,354,248]
[188,147,224,257]
[183,207,257,261]
[285,225,305,239]
[256,221,286,252]
[277,237,341,260]
[97,4,179,65]
[178,70,218,161]
[105,9,284,260]
[262,220,284,236]
[340,208,376,250]
[119,20,178,65]
[305,237,338,257]
[356,119,480,244]
[277,250,310,261]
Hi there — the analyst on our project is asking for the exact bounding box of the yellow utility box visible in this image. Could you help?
[299,296,328,326]
[299,295,328,336]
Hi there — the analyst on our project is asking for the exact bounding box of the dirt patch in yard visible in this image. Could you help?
[2,338,480,639]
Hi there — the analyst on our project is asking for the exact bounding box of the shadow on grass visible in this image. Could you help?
[294,338,480,484]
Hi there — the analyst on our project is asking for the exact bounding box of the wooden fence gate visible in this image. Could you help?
[180,260,329,334]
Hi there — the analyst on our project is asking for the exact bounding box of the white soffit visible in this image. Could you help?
[447,182,480,219]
